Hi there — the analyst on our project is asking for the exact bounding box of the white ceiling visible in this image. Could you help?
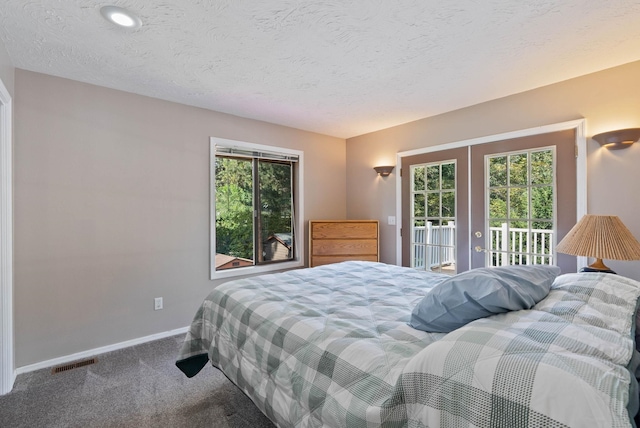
[1,1,640,139]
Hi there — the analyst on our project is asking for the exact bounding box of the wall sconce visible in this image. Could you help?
[374,166,394,177]
[592,128,640,150]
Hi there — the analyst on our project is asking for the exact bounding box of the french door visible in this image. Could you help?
[402,129,577,273]
[402,147,469,273]
[470,129,576,272]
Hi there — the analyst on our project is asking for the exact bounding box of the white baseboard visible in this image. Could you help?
[14,326,189,375]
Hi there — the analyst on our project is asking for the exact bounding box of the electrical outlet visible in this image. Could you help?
[154,297,163,311]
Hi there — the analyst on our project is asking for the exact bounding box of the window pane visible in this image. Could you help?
[413,166,425,191]
[215,157,254,270]
[413,219,427,269]
[426,245,441,272]
[531,221,553,259]
[427,193,440,217]
[509,153,528,185]
[531,150,553,185]
[442,191,455,218]
[532,186,553,221]
[489,156,507,187]
[489,188,507,220]
[413,193,425,218]
[509,187,528,219]
[426,165,440,190]
[442,162,455,190]
[259,161,293,262]
[508,221,528,265]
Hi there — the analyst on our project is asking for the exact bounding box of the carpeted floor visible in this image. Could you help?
[0,334,275,428]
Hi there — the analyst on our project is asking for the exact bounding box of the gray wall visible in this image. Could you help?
[347,60,640,279]
[14,70,346,367]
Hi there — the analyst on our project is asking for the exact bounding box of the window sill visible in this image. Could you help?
[210,259,304,280]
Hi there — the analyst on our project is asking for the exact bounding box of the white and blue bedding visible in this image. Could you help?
[176,261,640,427]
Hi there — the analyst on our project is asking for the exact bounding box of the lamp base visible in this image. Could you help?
[579,266,616,274]
[578,258,616,274]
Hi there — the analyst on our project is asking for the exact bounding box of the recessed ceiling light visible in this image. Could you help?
[100,6,142,29]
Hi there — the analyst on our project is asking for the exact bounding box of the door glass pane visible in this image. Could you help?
[489,156,507,187]
[413,194,425,217]
[509,187,528,219]
[532,220,553,264]
[427,193,440,217]
[532,186,553,220]
[426,165,440,190]
[412,219,426,269]
[486,148,555,267]
[413,166,425,191]
[507,221,528,265]
[489,188,507,220]
[509,153,528,185]
[531,150,553,185]
[442,191,455,219]
[442,163,455,189]
[410,161,457,274]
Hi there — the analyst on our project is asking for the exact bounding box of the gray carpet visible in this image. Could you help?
[0,334,275,427]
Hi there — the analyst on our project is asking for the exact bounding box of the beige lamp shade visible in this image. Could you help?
[556,214,640,273]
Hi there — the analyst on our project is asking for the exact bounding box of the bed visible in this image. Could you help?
[176,261,640,427]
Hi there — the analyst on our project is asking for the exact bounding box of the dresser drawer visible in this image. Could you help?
[311,221,378,239]
[309,220,379,267]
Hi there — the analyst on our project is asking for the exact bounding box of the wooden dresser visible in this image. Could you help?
[309,220,379,267]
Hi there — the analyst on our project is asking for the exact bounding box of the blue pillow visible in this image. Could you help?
[409,265,561,333]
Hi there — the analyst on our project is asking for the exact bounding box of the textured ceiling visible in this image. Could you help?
[2,1,640,138]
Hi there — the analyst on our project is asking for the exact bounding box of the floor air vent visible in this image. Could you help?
[51,358,97,374]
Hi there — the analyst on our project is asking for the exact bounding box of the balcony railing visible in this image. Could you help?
[489,223,554,266]
[413,221,456,269]
[412,222,554,269]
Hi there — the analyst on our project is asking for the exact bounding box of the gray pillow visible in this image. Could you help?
[409,265,561,333]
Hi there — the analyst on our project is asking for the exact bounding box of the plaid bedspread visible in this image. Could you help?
[176,262,640,427]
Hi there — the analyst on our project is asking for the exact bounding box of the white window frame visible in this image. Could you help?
[210,137,304,280]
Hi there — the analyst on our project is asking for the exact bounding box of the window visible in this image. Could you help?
[210,137,304,279]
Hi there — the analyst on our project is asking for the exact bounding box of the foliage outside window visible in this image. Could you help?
[210,138,303,279]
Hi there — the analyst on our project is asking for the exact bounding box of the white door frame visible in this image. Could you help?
[0,76,14,395]
[395,119,587,269]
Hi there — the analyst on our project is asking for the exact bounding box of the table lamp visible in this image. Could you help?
[556,214,640,273]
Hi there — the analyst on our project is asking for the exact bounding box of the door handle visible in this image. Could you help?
[474,246,488,253]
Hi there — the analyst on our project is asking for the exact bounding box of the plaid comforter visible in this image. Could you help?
[176,262,640,427]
